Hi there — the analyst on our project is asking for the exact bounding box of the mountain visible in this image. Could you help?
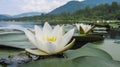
[49,0,120,14]
[0,14,12,19]
[82,0,120,6]
[50,0,120,14]
[49,1,85,14]
[14,12,42,18]
[0,12,42,20]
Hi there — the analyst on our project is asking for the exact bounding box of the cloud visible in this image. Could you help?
[0,0,84,15]
[22,0,83,13]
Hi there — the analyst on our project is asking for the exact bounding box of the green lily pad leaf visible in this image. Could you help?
[20,56,120,67]
[20,58,73,67]
[0,31,35,49]
[0,48,22,58]
[0,65,2,67]
[89,39,120,61]
[20,44,116,67]
[64,45,112,60]
[0,41,35,49]
[79,34,87,36]
[0,31,26,41]
[72,56,120,67]
[114,40,120,44]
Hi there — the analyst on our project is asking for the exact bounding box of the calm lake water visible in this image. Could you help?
[0,21,120,39]
[0,21,42,29]
[0,21,120,47]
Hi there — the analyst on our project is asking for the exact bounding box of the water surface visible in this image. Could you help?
[0,21,120,50]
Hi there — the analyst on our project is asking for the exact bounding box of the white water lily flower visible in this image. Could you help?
[24,22,75,55]
[76,23,95,34]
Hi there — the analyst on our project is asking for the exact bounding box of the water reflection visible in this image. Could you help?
[0,21,42,29]
[104,30,120,39]
[0,21,120,40]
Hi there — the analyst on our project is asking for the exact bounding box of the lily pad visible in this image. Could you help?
[20,56,120,67]
[114,40,120,44]
[64,45,112,60]
[0,65,2,67]
[19,44,117,67]
[72,56,120,67]
[0,31,26,41]
[87,39,120,61]
[0,48,22,58]
[20,58,73,67]
[0,31,35,49]
[0,41,35,49]
[0,41,119,67]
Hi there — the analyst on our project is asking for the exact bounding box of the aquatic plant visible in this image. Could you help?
[76,23,95,35]
[24,22,75,55]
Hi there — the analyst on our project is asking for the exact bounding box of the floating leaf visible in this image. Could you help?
[72,56,120,67]
[20,58,73,67]
[0,65,2,67]
[89,39,120,61]
[0,48,22,58]
[64,45,112,60]
[0,41,35,49]
[20,56,120,67]
[0,31,35,49]
[19,44,118,67]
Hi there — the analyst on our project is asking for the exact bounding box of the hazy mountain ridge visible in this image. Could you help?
[0,12,42,20]
[49,0,120,14]
[13,12,42,18]
[49,1,85,14]
[0,14,12,19]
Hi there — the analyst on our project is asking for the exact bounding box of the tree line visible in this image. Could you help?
[4,2,120,24]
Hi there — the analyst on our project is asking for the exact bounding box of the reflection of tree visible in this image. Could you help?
[108,30,118,39]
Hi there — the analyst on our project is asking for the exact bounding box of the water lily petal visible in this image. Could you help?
[52,25,64,38]
[53,37,62,52]
[86,25,95,34]
[44,42,56,54]
[25,49,48,55]
[43,22,52,37]
[76,24,80,30]
[80,25,86,33]
[59,25,65,37]
[58,29,74,49]
[80,24,86,33]
[79,24,94,34]
[35,25,44,42]
[34,38,49,54]
[52,25,60,36]
[61,39,75,51]
[24,29,37,46]
[25,29,49,54]
[85,25,91,32]
[55,39,75,53]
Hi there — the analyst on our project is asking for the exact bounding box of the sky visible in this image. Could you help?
[0,0,84,15]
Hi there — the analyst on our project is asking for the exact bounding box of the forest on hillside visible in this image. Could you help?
[3,2,120,24]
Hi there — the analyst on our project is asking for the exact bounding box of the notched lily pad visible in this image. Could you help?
[20,56,120,67]
[90,39,120,61]
[72,56,120,67]
[71,34,104,49]
[64,45,112,60]
[0,31,35,49]
[0,47,22,59]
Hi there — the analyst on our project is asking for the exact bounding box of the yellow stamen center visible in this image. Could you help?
[46,36,56,42]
